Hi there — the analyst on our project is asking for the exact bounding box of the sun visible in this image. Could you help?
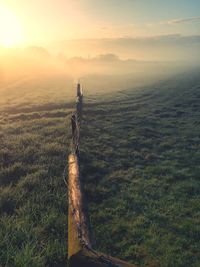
[0,5,23,47]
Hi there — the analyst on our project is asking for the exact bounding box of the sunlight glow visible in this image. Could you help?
[0,5,23,47]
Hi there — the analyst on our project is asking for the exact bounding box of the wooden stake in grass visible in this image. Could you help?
[67,83,137,267]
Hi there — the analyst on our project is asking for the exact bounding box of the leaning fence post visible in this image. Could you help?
[68,83,91,263]
[67,83,137,267]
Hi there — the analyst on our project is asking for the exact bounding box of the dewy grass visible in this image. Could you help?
[0,76,72,266]
[80,70,200,267]
[0,71,200,266]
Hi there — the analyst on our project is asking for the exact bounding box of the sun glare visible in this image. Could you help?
[0,5,23,47]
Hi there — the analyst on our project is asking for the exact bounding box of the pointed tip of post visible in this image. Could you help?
[77,82,83,97]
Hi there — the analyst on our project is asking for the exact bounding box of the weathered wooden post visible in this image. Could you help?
[68,153,91,257]
[68,83,91,264]
[67,83,137,267]
[77,83,82,98]
[76,83,83,121]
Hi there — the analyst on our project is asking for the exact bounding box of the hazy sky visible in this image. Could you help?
[1,0,200,46]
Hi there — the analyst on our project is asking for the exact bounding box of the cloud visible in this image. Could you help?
[160,16,200,25]
[56,34,200,51]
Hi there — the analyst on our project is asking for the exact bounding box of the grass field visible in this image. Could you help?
[0,70,200,266]
[80,70,200,267]
[0,75,74,266]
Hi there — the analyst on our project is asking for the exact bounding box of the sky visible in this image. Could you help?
[0,0,200,46]
[0,0,200,84]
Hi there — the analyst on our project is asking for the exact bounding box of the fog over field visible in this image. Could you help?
[1,34,200,98]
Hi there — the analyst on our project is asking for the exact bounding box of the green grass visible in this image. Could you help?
[0,71,200,266]
[80,70,200,267]
[0,75,73,266]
